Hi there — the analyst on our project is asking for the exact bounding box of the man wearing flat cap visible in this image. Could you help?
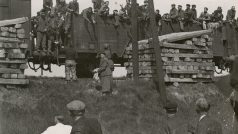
[189,98,223,134]
[169,4,178,22]
[67,100,102,134]
[191,5,197,20]
[184,4,193,25]
[96,51,113,95]
[177,5,185,31]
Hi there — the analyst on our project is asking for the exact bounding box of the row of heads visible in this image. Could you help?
[65,97,210,119]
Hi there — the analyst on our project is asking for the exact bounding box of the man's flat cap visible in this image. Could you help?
[67,100,86,111]
[178,5,182,7]
[196,98,210,111]
[186,4,190,6]
[172,4,175,6]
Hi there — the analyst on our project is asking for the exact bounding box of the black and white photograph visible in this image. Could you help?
[0,0,238,134]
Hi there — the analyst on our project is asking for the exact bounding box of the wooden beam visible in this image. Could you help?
[0,60,27,64]
[131,0,139,81]
[0,68,23,74]
[0,17,29,27]
[148,0,167,106]
[0,78,29,85]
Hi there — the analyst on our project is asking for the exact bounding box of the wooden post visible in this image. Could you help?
[131,0,139,81]
[148,0,167,106]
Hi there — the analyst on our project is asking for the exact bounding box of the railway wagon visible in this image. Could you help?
[70,14,238,76]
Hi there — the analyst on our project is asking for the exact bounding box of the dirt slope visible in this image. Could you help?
[0,76,235,134]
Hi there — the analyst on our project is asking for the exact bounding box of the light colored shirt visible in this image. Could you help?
[199,114,207,122]
[41,123,72,134]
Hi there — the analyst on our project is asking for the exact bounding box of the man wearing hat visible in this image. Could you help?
[177,5,185,31]
[67,100,102,134]
[226,6,236,25]
[191,5,197,20]
[35,11,48,52]
[192,98,223,134]
[97,50,113,95]
[41,115,72,134]
[199,7,211,29]
[211,7,224,22]
[184,4,193,25]
[169,4,178,22]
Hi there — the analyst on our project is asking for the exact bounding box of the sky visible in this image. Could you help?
[32,0,238,17]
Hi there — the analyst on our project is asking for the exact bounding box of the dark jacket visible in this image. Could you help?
[170,8,178,19]
[230,57,238,90]
[98,58,112,77]
[196,115,223,134]
[191,9,197,19]
[178,10,185,20]
[226,9,236,21]
[71,116,102,134]
[184,8,193,21]
[82,8,93,22]
[37,16,48,32]
[68,1,79,13]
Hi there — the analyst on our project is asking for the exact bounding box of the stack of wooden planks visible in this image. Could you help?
[123,30,215,83]
[0,17,29,87]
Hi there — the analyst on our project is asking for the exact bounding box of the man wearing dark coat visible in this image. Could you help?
[67,100,102,134]
[97,51,112,95]
[191,5,197,20]
[226,6,236,21]
[177,5,185,31]
[169,4,178,22]
[194,98,223,134]
[229,56,238,134]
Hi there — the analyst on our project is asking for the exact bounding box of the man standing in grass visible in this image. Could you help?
[97,51,112,96]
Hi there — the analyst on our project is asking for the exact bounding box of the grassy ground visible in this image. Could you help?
[0,76,235,134]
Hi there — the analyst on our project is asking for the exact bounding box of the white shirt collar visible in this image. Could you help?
[199,113,207,122]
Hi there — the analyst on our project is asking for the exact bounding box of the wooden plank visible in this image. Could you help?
[0,60,26,64]
[161,53,213,58]
[0,17,29,27]
[15,24,22,29]
[0,78,29,85]
[162,42,209,50]
[17,29,25,34]
[159,30,212,42]
[11,74,18,79]
[17,74,26,79]
[19,43,28,48]
[9,27,17,33]
[0,27,9,32]
[164,61,215,66]
[0,31,9,37]
[0,68,22,74]
[8,53,25,59]
[0,37,21,43]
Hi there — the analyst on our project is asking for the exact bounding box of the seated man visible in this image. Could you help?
[92,0,104,12]
[211,6,223,22]
[98,1,110,17]
[226,6,236,25]
[67,0,79,14]
[199,7,211,29]
[82,7,96,24]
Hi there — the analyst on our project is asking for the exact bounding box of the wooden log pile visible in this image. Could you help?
[123,30,215,83]
[0,17,29,87]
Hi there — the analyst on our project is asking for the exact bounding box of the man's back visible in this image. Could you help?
[196,115,222,134]
[71,116,102,134]
[42,123,72,134]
